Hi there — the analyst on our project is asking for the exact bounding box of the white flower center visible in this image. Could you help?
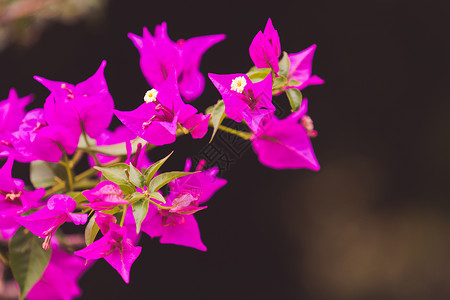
[230,76,247,93]
[144,89,159,103]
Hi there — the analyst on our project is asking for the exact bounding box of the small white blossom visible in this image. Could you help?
[230,76,247,93]
[144,89,159,103]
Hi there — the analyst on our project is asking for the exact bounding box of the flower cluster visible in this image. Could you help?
[0,18,323,299]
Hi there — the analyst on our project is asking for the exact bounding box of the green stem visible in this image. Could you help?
[147,198,172,210]
[217,125,253,140]
[61,151,74,192]
[120,204,128,226]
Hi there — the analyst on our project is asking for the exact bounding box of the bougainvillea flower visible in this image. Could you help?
[82,181,128,211]
[129,22,225,101]
[169,158,227,205]
[208,72,275,131]
[115,69,210,145]
[249,18,281,73]
[251,98,320,170]
[141,159,226,251]
[74,223,141,283]
[15,194,88,249]
[35,60,114,139]
[14,109,78,162]
[27,245,90,300]
[0,157,45,239]
[0,88,32,134]
[286,44,324,91]
[0,89,34,161]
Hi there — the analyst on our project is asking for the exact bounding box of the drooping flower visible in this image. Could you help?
[0,88,32,134]
[35,60,114,140]
[208,72,275,131]
[114,69,210,145]
[82,181,128,211]
[285,44,324,91]
[249,18,281,73]
[250,98,320,170]
[141,159,226,251]
[129,22,225,101]
[74,222,141,283]
[13,108,78,162]
[15,194,88,249]
[26,244,90,300]
[0,157,45,239]
[0,89,33,161]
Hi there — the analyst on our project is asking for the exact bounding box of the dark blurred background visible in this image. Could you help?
[1,0,450,299]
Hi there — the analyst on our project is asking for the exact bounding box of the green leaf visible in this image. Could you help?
[30,160,66,189]
[118,184,136,195]
[9,227,52,300]
[208,99,226,142]
[129,192,145,204]
[86,137,148,156]
[128,164,145,188]
[132,199,149,234]
[247,67,272,83]
[66,192,88,204]
[278,51,290,77]
[147,192,166,204]
[148,171,194,193]
[288,79,301,87]
[94,163,130,185]
[84,215,99,246]
[286,88,303,112]
[143,152,174,186]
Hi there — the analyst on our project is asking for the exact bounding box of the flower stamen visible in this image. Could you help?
[231,76,247,94]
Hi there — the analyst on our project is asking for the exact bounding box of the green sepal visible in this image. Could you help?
[132,198,149,234]
[208,99,226,142]
[286,88,303,112]
[278,51,290,77]
[118,184,136,196]
[143,152,173,186]
[147,171,195,193]
[147,192,166,204]
[84,215,100,246]
[247,67,272,83]
[129,163,145,188]
[30,160,66,189]
[129,192,146,204]
[9,227,52,300]
[94,163,130,185]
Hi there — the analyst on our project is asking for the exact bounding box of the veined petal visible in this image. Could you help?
[160,214,207,251]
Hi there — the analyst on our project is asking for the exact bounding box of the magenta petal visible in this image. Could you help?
[0,89,32,133]
[68,213,88,225]
[43,94,82,139]
[104,242,142,283]
[178,69,205,102]
[208,73,248,122]
[74,233,115,260]
[15,208,67,238]
[20,188,45,212]
[114,104,178,146]
[33,125,78,161]
[140,207,164,238]
[82,181,127,211]
[27,247,89,300]
[47,194,76,212]
[249,31,279,72]
[182,113,210,139]
[0,156,15,192]
[95,212,117,235]
[252,111,319,170]
[263,18,281,58]
[160,214,206,251]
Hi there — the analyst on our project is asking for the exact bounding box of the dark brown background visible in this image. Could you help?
[1,0,450,299]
